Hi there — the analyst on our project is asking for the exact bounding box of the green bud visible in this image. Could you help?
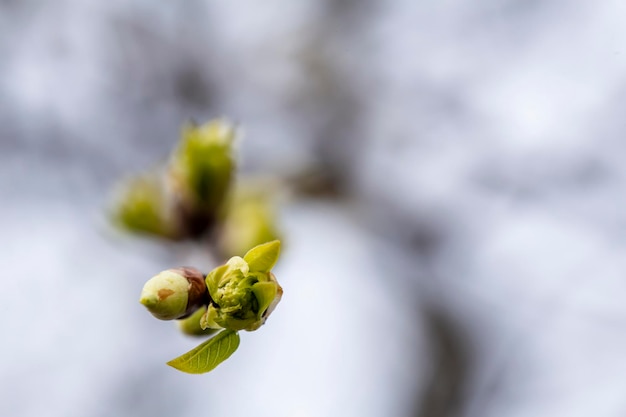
[140,267,208,320]
[218,183,281,258]
[168,120,235,226]
[112,172,178,238]
[177,306,219,337]
[201,240,283,332]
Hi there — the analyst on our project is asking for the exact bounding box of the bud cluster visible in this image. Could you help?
[113,119,236,240]
[140,241,282,334]
[119,120,285,373]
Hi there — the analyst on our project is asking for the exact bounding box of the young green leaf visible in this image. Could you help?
[205,264,229,302]
[244,240,281,273]
[166,330,240,374]
[252,281,278,318]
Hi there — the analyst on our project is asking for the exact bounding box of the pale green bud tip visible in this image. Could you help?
[140,270,190,320]
[139,294,159,308]
[186,119,236,146]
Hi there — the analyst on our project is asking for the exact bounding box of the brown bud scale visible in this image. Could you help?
[171,267,211,319]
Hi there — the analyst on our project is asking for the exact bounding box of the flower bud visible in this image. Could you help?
[140,267,208,320]
[201,240,283,332]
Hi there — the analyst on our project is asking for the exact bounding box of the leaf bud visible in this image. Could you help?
[168,119,236,235]
[112,172,178,238]
[201,240,283,332]
[140,267,208,320]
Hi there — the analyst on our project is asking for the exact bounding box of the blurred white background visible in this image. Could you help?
[2,1,626,416]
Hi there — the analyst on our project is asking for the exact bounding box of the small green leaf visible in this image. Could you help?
[199,305,222,330]
[244,240,281,273]
[205,264,229,300]
[252,281,278,318]
[166,330,240,374]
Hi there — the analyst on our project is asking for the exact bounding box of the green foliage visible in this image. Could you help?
[166,330,240,374]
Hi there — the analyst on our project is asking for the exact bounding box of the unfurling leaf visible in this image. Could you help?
[252,281,278,319]
[203,241,283,332]
[166,330,240,374]
[244,240,281,273]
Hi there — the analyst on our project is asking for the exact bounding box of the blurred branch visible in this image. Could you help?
[414,307,470,417]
